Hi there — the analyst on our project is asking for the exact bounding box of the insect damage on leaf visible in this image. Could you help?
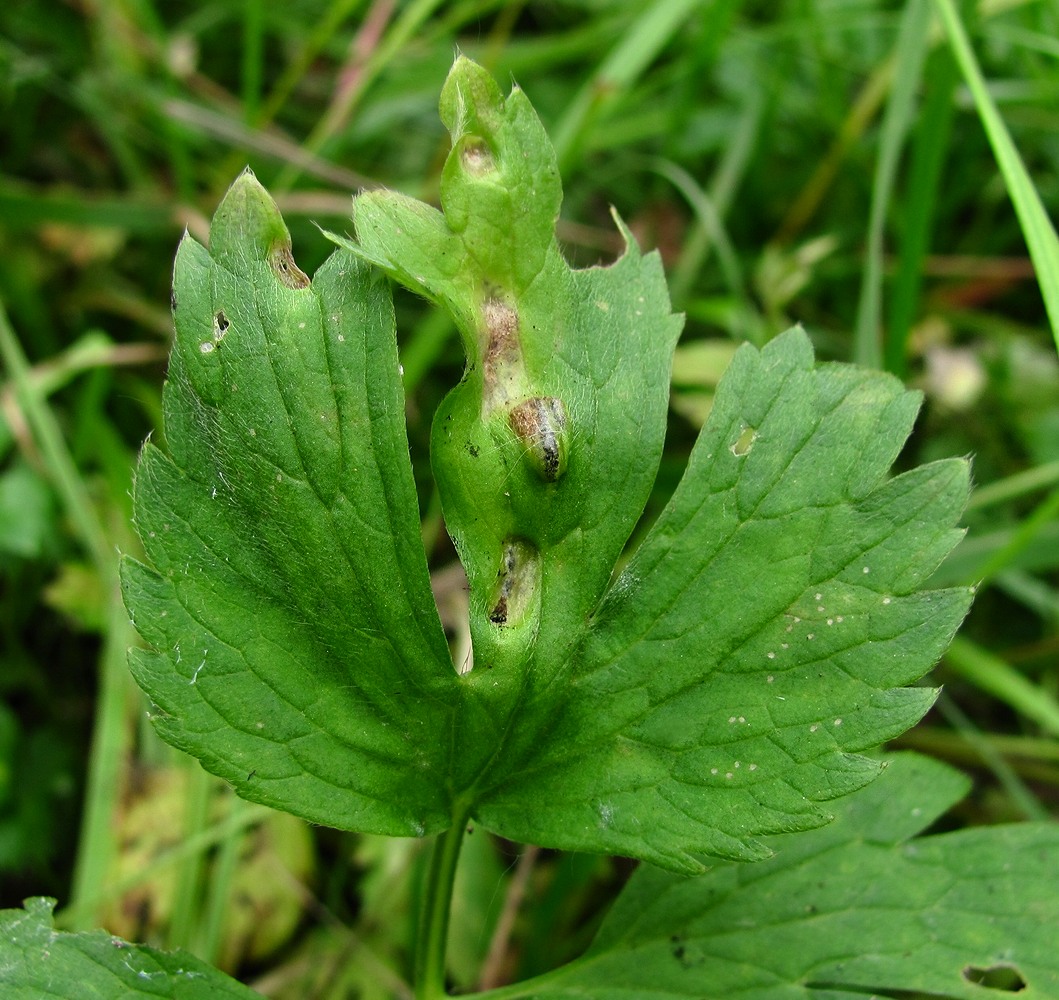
[488,537,541,627]
[509,396,569,482]
[730,424,757,456]
[459,135,496,176]
[122,169,458,839]
[469,329,974,872]
[269,244,310,289]
[127,59,974,878]
[341,58,973,871]
[481,296,522,411]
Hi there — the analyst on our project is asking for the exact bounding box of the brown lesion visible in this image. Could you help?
[269,245,310,290]
[488,538,540,627]
[488,595,508,625]
[509,396,568,482]
[483,298,519,366]
[481,297,521,408]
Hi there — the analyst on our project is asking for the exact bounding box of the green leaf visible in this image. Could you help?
[0,898,262,999]
[470,330,972,872]
[127,62,971,875]
[501,754,1059,999]
[342,56,683,683]
[121,170,458,838]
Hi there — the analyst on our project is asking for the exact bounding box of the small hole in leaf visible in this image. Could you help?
[962,964,1027,991]
[731,426,757,456]
[214,311,229,337]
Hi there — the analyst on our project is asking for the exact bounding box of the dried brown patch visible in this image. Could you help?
[269,245,310,290]
[483,298,519,363]
[481,297,521,407]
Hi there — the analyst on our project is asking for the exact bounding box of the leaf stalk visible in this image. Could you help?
[414,802,472,1000]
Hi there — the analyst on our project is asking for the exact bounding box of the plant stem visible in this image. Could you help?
[414,805,471,1000]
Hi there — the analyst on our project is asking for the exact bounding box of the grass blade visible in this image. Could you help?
[885,41,959,377]
[934,0,1059,352]
[946,635,1059,738]
[853,0,932,369]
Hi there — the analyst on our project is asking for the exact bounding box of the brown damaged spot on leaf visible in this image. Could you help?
[269,245,310,290]
[488,538,540,628]
[509,396,569,482]
[488,595,508,625]
[482,297,521,408]
[483,298,519,366]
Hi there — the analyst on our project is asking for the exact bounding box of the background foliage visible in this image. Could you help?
[2,0,1058,995]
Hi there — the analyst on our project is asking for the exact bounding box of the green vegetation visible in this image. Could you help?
[2,3,1059,998]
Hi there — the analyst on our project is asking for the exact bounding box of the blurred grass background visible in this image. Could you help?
[2,0,1058,995]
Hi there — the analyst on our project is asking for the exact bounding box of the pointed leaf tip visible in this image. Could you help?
[440,54,505,138]
[127,173,457,838]
[208,170,309,288]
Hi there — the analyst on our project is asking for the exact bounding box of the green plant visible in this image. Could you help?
[3,55,1058,1000]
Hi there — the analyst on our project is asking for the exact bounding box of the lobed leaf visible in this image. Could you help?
[122,171,457,837]
[499,753,1059,999]
[126,61,973,875]
[472,331,972,870]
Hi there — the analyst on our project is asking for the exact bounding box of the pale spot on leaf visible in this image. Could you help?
[731,426,757,457]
